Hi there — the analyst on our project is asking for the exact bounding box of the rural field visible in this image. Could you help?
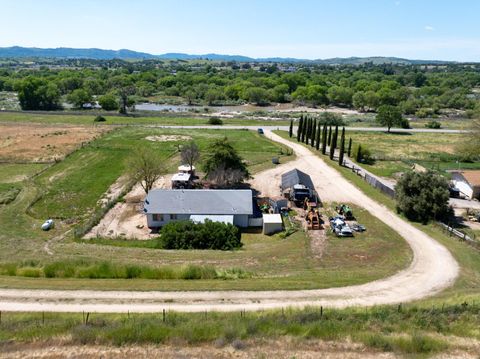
[0,117,414,291]
[2,8,480,354]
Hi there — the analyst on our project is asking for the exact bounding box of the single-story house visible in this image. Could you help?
[262,214,283,235]
[451,170,480,199]
[143,189,253,229]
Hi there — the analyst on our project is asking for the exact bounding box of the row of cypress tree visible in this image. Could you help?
[291,115,353,166]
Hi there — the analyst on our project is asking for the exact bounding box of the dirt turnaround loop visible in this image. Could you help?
[0,130,459,313]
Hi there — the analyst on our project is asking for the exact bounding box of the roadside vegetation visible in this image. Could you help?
[1,304,479,356]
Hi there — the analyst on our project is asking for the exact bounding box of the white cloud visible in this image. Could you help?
[425,25,435,31]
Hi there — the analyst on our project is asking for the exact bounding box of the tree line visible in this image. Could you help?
[1,60,479,113]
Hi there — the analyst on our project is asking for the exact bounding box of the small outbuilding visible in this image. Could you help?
[262,213,283,235]
[451,170,480,199]
[171,172,193,189]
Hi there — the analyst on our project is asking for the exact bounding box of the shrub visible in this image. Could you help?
[353,144,374,165]
[18,267,42,278]
[94,115,106,122]
[425,120,441,129]
[158,220,242,250]
[44,262,75,278]
[207,117,223,125]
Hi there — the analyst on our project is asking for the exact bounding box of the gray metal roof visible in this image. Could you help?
[144,189,253,215]
[281,169,314,190]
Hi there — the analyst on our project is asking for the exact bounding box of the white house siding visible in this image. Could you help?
[147,214,190,228]
[452,173,474,198]
[147,213,250,228]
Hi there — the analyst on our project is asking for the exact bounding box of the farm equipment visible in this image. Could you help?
[306,209,321,230]
[289,184,312,206]
[337,204,354,220]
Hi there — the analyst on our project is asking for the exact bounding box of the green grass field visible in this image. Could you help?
[0,111,290,126]
[344,130,478,178]
[0,121,414,290]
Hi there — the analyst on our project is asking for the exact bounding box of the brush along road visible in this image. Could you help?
[0,129,459,313]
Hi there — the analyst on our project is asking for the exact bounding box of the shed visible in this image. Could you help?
[262,214,283,235]
[171,172,192,189]
[451,170,480,199]
[281,168,314,191]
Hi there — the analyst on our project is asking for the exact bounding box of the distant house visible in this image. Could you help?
[143,189,253,229]
[451,170,480,199]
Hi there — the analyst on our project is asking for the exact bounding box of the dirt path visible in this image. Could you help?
[0,130,459,313]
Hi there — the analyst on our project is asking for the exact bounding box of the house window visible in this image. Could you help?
[152,214,164,222]
[170,214,178,220]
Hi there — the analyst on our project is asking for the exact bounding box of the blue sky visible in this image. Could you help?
[0,0,479,61]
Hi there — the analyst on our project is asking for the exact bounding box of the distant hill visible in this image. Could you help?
[0,46,455,65]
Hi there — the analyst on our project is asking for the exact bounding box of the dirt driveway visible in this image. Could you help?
[0,130,459,313]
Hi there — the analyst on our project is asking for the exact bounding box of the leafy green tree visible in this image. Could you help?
[395,171,451,223]
[347,137,353,157]
[203,137,249,186]
[67,89,92,108]
[246,87,269,105]
[328,86,354,107]
[327,126,332,146]
[307,85,329,106]
[376,105,403,132]
[352,91,367,111]
[98,93,119,111]
[16,77,61,110]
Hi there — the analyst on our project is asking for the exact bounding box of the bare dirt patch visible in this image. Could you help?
[145,135,192,142]
[85,175,172,239]
[0,123,107,162]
